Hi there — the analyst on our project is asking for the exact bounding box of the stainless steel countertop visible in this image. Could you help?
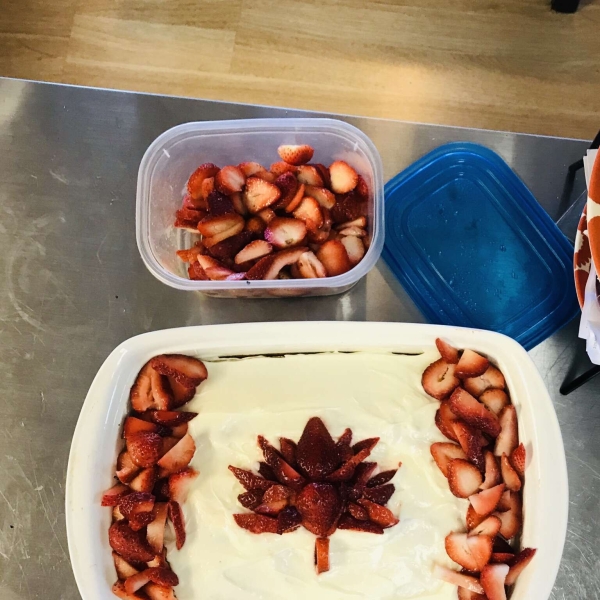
[0,77,597,600]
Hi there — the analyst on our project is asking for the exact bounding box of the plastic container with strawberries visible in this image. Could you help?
[136,118,384,298]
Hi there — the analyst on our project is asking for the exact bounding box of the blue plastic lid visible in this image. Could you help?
[382,142,579,350]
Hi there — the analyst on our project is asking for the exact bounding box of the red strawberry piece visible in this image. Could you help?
[362,483,395,505]
[206,230,255,261]
[335,216,367,231]
[214,165,245,195]
[494,405,518,457]
[123,416,160,439]
[257,208,276,224]
[168,500,186,549]
[119,492,155,521]
[129,467,158,493]
[264,217,307,249]
[435,338,460,364]
[204,264,237,281]
[500,453,521,491]
[230,191,248,216]
[463,366,506,398]
[304,185,336,209]
[348,502,369,520]
[453,421,486,472]
[330,193,364,224]
[102,483,131,507]
[283,183,306,213]
[469,483,505,516]
[176,243,205,264]
[228,466,274,491]
[432,565,485,594]
[255,484,292,516]
[258,461,278,481]
[130,362,156,413]
[243,177,282,213]
[509,443,526,477]
[312,163,331,188]
[124,571,151,594]
[352,461,377,487]
[296,165,324,187]
[246,247,308,280]
[259,435,306,489]
[327,438,379,482]
[494,501,522,540]
[113,504,126,522]
[337,513,384,534]
[277,506,302,534]
[197,212,245,238]
[329,161,359,193]
[340,235,365,266]
[201,176,215,204]
[336,428,353,446]
[203,223,247,249]
[447,459,484,498]
[337,226,366,237]
[296,482,341,537]
[357,498,398,528]
[206,191,235,216]
[168,376,196,408]
[148,369,173,411]
[435,401,460,441]
[445,532,493,572]
[295,417,340,480]
[113,552,139,580]
[127,431,162,468]
[238,489,264,510]
[144,567,179,587]
[355,174,369,199]
[174,207,206,230]
[111,581,144,600]
[109,521,155,563]
[480,451,502,490]
[422,359,460,400]
[238,161,269,178]
[144,583,177,600]
[367,469,397,488]
[316,239,353,276]
[469,514,502,538]
[147,502,168,553]
[455,349,490,378]
[505,548,536,585]
[480,563,509,600]
[157,433,196,476]
[430,442,467,477]
[466,504,485,530]
[150,354,208,388]
[270,161,297,177]
[160,436,181,456]
[187,163,220,202]
[277,144,314,166]
[457,589,487,600]
[168,467,199,503]
[149,410,197,427]
[293,196,324,229]
[296,250,327,278]
[279,438,298,467]
[479,389,509,416]
[188,261,208,281]
[315,537,330,574]
[272,171,299,209]
[234,512,279,534]
[449,388,501,438]
[491,552,515,563]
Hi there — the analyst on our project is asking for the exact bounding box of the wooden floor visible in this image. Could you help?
[1,0,599,139]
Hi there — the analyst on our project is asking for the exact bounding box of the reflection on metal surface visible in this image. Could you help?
[0,77,594,599]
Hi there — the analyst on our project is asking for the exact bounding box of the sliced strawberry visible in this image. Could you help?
[335,216,367,230]
[505,548,536,585]
[255,484,292,516]
[277,506,302,534]
[214,165,245,195]
[283,182,306,213]
[144,567,179,587]
[257,208,276,224]
[362,483,395,505]
[243,177,282,213]
[237,490,263,512]
[453,421,486,471]
[448,459,484,498]
[239,161,269,178]
[449,388,501,438]
[123,416,160,439]
[330,192,364,224]
[422,359,460,400]
[367,469,398,488]
[296,165,324,187]
[187,163,219,202]
[109,521,155,563]
[168,376,196,408]
[327,438,379,482]
[466,504,485,530]
[127,431,162,468]
[259,435,306,490]
[234,512,279,534]
[500,453,521,491]
[337,514,384,534]
[119,492,155,521]
[351,461,377,487]
[304,185,336,209]
[168,500,186,549]
[479,389,509,416]
[277,144,314,166]
[270,161,297,177]
[206,191,235,216]
[201,176,215,203]
[149,370,173,411]
[170,423,188,439]
[129,467,158,493]
[228,466,274,491]
[204,265,236,280]
[296,482,341,536]
[357,498,398,528]
[329,161,359,193]
[157,433,196,476]
[430,442,467,477]
[160,436,180,457]
[355,174,369,199]
[315,537,330,574]
[124,571,151,594]
[445,532,493,572]
[147,502,168,553]
[494,405,518,457]
[509,443,526,477]
[174,207,206,231]
[258,462,277,480]
[316,239,353,276]
[102,483,131,507]
[278,438,297,467]
[188,261,208,280]
[435,401,460,440]
[480,563,509,600]
[113,552,139,580]
[295,417,339,479]
[493,493,522,540]
[469,483,505,516]
[234,240,273,267]
[246,247,308,280]
[480,451,501,490]
[433,338,459,364]
[338,225,366,237]
[130,362,155,413]
[463,366,506,398]
[150,354,207,388]
[264,217,307,249]
[293,196,324,229]
[272,171,299,209]
[168,467,199,504]
[491,552,515,563]
[149,410,197,427]
[313,163,331,188]
[111,581,144,600]
[348,502,369,520]
[113,504,126,522]
[432,565,485,594]
[296,251,327,278]
[457,589,487,600]
[340,235,365,265]
[197,212,244,238]
[206,230,255,260]
[231,191,247,216]
[144,582,177,600]
[455,349,490,378]
[469,515,502,538]
[176,243,205,264]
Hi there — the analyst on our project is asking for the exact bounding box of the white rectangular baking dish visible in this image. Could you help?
[66,321,567,600]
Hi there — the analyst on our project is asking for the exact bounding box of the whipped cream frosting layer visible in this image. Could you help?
[167,350,465,600]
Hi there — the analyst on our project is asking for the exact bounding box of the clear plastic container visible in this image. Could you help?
[136,118,384,297]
